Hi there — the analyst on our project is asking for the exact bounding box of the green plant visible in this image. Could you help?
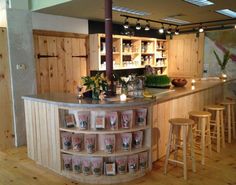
[145,75,170,87]
[213,50,231,70]
[82,73,109,92]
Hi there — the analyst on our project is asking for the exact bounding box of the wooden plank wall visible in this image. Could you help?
[168,33,204,78]
[0,27,14,150]
[34,30,88,94]
[24,99,61,173]
[152,84,224,161]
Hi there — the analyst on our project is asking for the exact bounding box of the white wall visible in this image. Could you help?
[0,0,7,27]
[32,12,88,34]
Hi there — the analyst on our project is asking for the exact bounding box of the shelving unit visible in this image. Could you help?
[59,104,153,184]
[89,34,168,74]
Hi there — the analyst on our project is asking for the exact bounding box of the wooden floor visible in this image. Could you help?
[0,141,236,185]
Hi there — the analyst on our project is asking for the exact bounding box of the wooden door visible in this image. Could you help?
[168,33,204,78]
[0,27,14,150]
[34,31,88,94]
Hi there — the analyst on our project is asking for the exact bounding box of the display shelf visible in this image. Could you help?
[62,169,149,184]
[61,146,149,157]
[60,125,150,134]
[89,34,168,74]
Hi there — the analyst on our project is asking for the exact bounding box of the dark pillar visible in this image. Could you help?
[105,0,113,91]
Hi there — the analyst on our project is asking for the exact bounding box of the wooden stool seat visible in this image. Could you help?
[220,100,236,105]
[189,111,211,118]
[205,105,225,111]
[164,118,196,180]
[205,105,225,153]
[189,111,212,165]
[220,100,236,142]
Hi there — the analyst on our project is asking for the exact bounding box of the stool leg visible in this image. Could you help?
[207,116,212,156]
[216,111,221,153]
[201,118,206,165]
[164,125,173,174]
[183,126,187,180]
[227,105,232,143]
[221,110,225,148]
[231,105,236,139]
[174,126,179,165]
[189,125,196,172]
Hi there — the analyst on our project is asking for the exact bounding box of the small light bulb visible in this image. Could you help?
[159,27,164,34]
[199,27,204,33]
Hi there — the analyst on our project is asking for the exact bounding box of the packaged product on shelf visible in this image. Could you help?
[95,115,105,129]
[77,111,90,130]
[62,154,72,171]
[121,133,132,151]
[104,134,115,154]
[84,134,96,154]
[133,131,143,149]
[82,158,91,176]
[61,132,72,150]
[139,151,148,171]
[136,108,147,126]
[106,112,118,130]
[91,157,103,176]
[121,110,133,129]
[72,155,82,173]
[104,162,116,176]
[115,156,127,174]
[128,154,138,174]
[71,133,83,151]
[64,114,75,128]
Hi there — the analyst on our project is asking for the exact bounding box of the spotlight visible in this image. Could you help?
[175,27,179,35]
[159,24,164,34]
[199,24,204,33]
[136,19,141,30]
[144,21,150,31]
[166,27,172,34]
[123,18,129,29]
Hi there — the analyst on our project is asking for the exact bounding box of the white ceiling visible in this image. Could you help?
[35,0,236,29]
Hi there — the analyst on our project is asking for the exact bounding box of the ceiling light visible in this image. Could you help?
[136,19,141,30]
[162,17,190,25]
[144,21,150,31]
[216,9,236,18]
[159,25,164,34]
[199,25,204,32]
[166,26,172,34]
[184,0,214,7]
[112,5,150,16]
[123,18,129,29]
[175,27,179,35]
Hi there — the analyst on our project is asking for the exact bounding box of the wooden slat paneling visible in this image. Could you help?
[0,27,14,150]
[24,100,61,172]
[168,33,204,78]
[34,31,88,94]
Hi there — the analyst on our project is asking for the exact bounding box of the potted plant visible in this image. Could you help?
[213,50,231,79]
[82,73,109,100]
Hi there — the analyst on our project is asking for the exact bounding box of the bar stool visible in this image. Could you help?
[189,111,212,165]
[220,100,236,143]
[164,118,196,180]
[205,105,225,153]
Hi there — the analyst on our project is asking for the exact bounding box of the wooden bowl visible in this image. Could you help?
[171,78,187,87]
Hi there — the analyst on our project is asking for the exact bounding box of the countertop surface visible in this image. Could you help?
[22,78,236,107]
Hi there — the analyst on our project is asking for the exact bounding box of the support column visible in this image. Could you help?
[105,0,113,88]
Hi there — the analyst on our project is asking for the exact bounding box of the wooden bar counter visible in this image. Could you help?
[22,78,235,183]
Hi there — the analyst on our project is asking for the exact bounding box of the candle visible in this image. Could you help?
[191,85,195,90]
[191,79,196,86]
[120,94,127,101]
